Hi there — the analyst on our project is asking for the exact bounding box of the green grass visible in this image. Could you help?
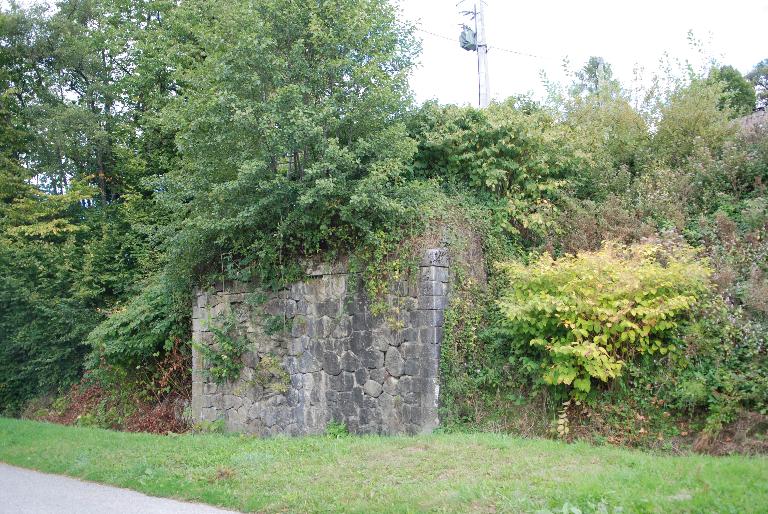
[1,418,767,513]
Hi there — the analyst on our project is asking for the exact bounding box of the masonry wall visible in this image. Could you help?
[190,249,449,436]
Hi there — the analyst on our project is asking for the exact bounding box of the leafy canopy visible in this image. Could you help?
[156,0,422,288]
[707,65,757,117]
[746,58,768,108]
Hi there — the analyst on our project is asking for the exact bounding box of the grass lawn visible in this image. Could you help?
[1,418,767,513]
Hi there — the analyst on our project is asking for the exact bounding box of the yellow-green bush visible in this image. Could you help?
[496,242,711,398]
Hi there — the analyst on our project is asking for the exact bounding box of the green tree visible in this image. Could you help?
[708,65,756,116]
[653,79,737,167]
[151,0,420,288]
[574,56,615,95]
[0,0,179,413]
[746,58,768,109]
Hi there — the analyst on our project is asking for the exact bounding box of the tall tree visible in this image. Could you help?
[0,0,178,414]
[153,0,419,285]
[708,65,757,117]
[574,56,615,95]
[746,58,768,109]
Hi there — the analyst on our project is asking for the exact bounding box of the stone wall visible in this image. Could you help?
[190,249,449,436]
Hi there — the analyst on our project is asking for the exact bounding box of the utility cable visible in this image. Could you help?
[416,27,552,61]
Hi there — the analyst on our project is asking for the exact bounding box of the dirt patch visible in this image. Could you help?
[693,412,768,456]
[23,340,191,435]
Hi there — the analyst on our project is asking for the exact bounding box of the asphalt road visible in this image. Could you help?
[0,463,238,514]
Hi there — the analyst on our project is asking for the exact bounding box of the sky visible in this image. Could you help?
[400,0,768,106]
[5,0,767,107]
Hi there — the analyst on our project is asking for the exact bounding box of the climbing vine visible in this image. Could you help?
[196,312,249,384]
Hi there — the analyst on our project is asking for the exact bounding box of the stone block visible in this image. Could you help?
[418,294,448,310]
[340,393,357,417]
[247,403,261,421]
[212,301,230,318]
[398,327,415,343]
[420,266,449,283]
[291,316,309,337]
[403,358,420,377]
[352,386,365,406]
[422,310,445,327]
[420,248,449,268]
[305,372,317,397]
[289,283,304,300]
[350,330,372,354]
[241,351,259,368]
[371,327,394,351]
[418,327,443,345]
[283,357,298,376]
[402,404,426,425]
[341,371,356,392]
[317,298,341,318]
[397,375,414,396]
[299,349,322,373]
[296,298,310,316]
[324,274,347,296]
[331,316,351,339]
[228,293,247,304]
[363,380,383,398]
[353,366,368,384]
[383,376,399,395]
[359,408,378,428]
[401,343,438,375]
[369,368,385,384]
[320,316,334,338]
[229,407,247,429]
[325,390,339,404]
[360,348,384,369]
[350,309,369,328]
[323,351,341,376]
[310,340,325,359]
[341,351,361,372]
[385,347,404,377]
[419,280,448,297]
[288,335,307,356]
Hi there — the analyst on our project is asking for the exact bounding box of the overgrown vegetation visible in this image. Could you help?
[196,312,250,385]
[1,0,767,454]
[496,242,711,399]
[431,63,768,451]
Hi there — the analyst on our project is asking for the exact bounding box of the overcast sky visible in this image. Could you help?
[5,0,768,107]
[400,0,768,106]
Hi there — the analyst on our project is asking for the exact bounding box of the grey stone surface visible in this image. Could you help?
[191,248,447,436]
[363,379,383,398]
[385,347,405,377]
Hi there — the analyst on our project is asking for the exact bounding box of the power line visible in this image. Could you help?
[416,27,550,61]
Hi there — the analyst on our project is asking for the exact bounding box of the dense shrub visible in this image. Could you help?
[495,242,711,398]
[85,276,189,370]
[666,299,768,432]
